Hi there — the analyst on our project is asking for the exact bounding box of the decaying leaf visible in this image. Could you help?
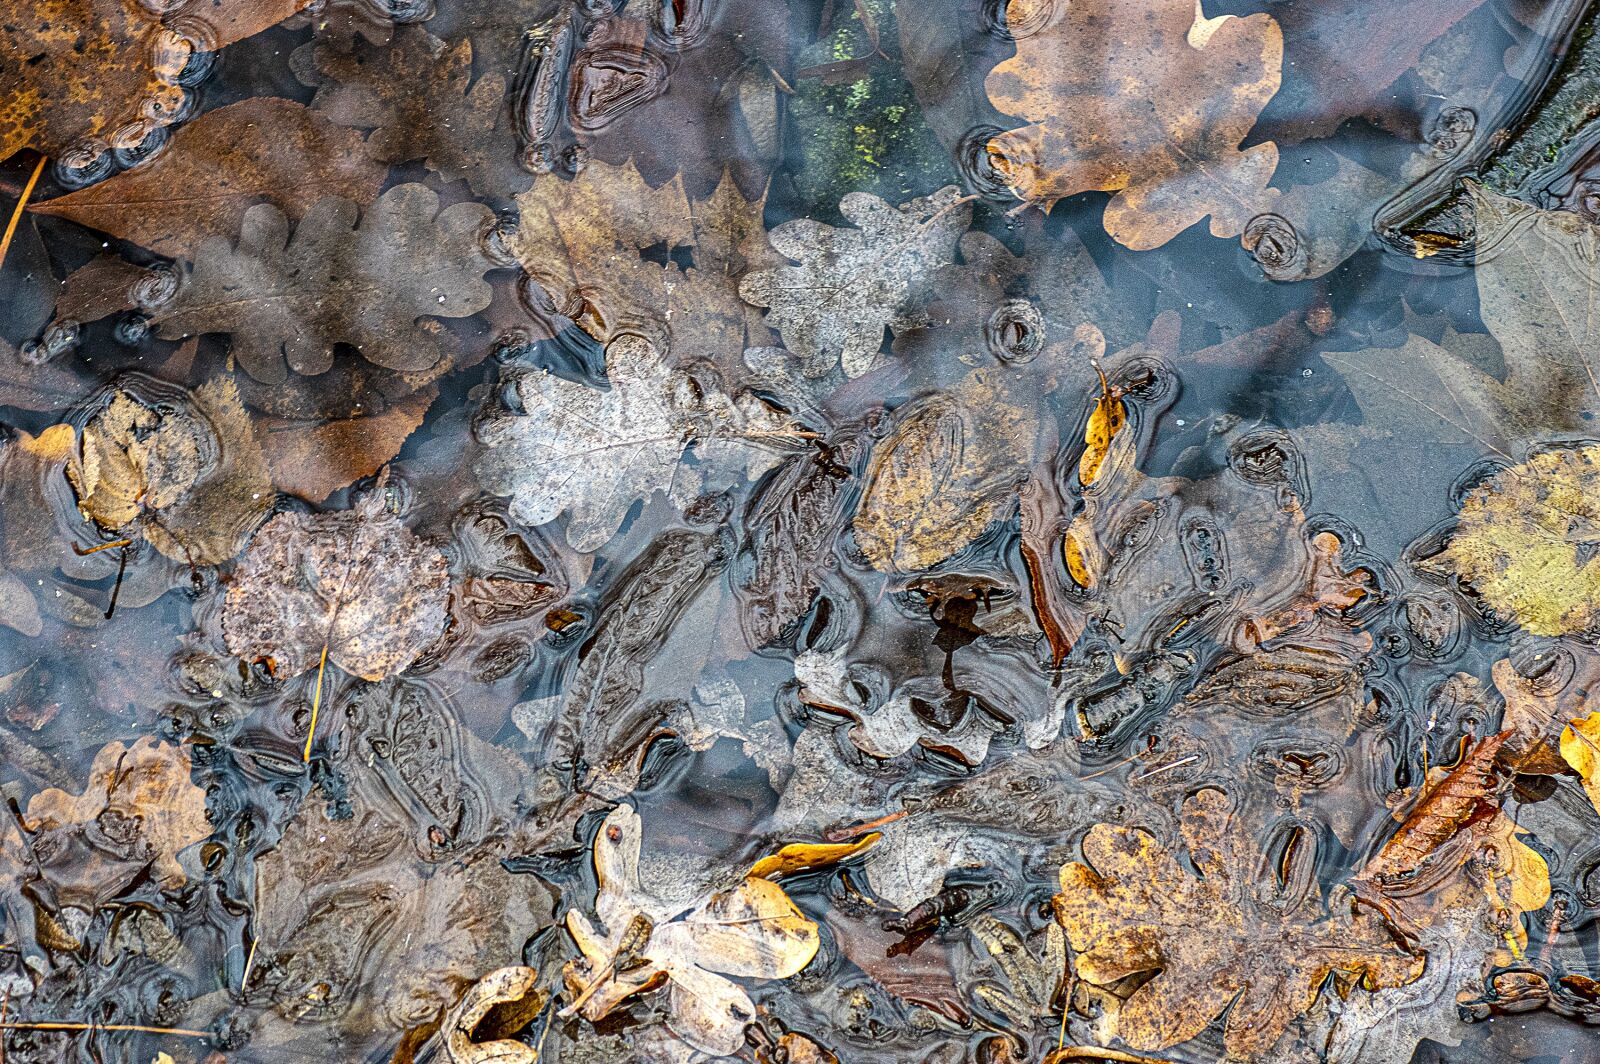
[297,27,529,202]
[1441,445,1600,638]
[13,737,210,907]
[739,185,970,378]
[511,160,777,366]
[563,805,820,1057]
[153,183,496,384]
[31,98,386,258]
[222,477,449,681]
[256,384,435,503]
[984,0,1282,249]
[65,375,272,564]
[474,335,801,552]
[444,966,546,1064]
[1078,364,1126,487]
[1054,788,1422,1057]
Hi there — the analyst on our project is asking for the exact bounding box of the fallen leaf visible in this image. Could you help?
[257,384,435,503]
[1442,445,1600,638]
[1054,788,1422,1057]
[222,476,450,681]
[1560,712,1600,818]
[444,966,546,1064]
[563,805,819,1057]
[747,833,879,880]
[15,737,210,907]
[152,183,496,384]
[474,334,801,552]
[1077,365,1126,487]
[32,98,385,257]
[510,160,777,368]
[0,0,184,161]
[739,185,970,378]
[984,0,1282,249]
[297,27,529,202]
[65,375,272,564]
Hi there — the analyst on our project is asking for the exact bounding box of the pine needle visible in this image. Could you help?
[0,1022,208,1038]
[0,156,45,275]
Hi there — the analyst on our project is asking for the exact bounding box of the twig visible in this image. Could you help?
[822,809,906,841]
[103,545,130,620]
[0,1022,208,1038]
[302,643,329,763]
[240,935,259,991]
[1048,1049,1180,1064]
[72,539,132,556]
[0,156,46,275]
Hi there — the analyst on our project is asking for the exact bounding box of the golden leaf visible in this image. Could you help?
[1560,711,1600,819]
[747,833,880,880]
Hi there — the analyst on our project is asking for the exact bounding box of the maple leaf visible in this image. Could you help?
[152,183,496,384]
[296,26,529,202]
[562,805,819,1057]
[64,375,272,565]
[473,334,802,552]
[510,160,778,369]
[221,477,449,682]
[1054,788,1423,1057]
[32,98,385,258]
[738,185,970,378]
[983,0,1282,250]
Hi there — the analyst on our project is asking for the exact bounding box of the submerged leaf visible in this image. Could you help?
[153,183,496,384]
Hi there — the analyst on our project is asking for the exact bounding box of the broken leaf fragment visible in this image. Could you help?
[444,966,546,1064]
[1560,712,1600,818]
[563,805,820,1057]
[984,0,1282,249]
[1442,445,1600,638]
[222,478,449,681]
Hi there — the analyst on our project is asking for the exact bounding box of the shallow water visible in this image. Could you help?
[4,0,1600,1061]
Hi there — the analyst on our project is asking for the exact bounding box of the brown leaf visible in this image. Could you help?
[64,375,273,564]
[33,98,385,258]
[1055,788,1423,1057]
[14,737,211,907]
[222,477,449,681]
[984,0,1281,249]
[257,384,435,503]
[444,966,546,1064]
[297,27,528,202]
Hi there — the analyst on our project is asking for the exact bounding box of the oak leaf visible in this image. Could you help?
[1442,445,1600,638]
[222,477,449,681]
[739,185,970,378]
[65,376,272,565]
[296,27,529,202]
[1054,788,1422,1057]
[474,335,801,552]
[32,98,385,257]
[511,160,777,367]
[152,183,496,384]
[563,806,819,1057]
[984,0,1282,249]
[13,737,210,908]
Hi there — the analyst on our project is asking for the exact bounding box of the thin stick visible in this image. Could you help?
[822,809,906,841]
[240,935,259,991]
[103,545,129,620]
[302,643,329,763]
[0,1022,208,1038]
[0,156,46,275]
[72,539,132,556]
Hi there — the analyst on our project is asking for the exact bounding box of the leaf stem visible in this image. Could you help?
[303,643,329,763]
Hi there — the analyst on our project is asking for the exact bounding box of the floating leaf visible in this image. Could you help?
[32,98,385,257]
[1560,712,1600,819]
[222,478,449,681]
[1054,788,1422,1057]
[984,0,1282,249]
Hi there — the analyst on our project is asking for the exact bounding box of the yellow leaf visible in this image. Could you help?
[1078,368,1126,486]
[747,832,880,880]
[1561,711,1600,817]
